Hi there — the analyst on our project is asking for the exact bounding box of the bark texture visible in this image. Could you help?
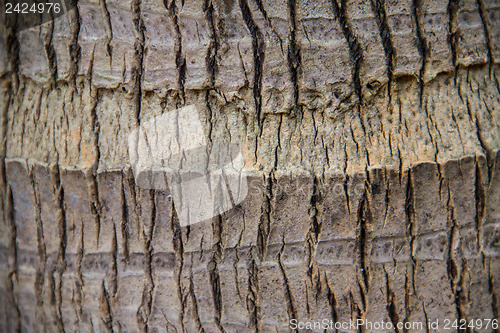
[0,0,499,332]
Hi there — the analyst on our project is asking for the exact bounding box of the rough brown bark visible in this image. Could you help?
[0,0,499,332]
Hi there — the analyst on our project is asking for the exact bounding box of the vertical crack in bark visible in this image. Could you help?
[170,199,186,332]
[205,90,215,145]
[0,64,12,333]
[132,0,146,125]
[254,0,284,53]
[257,175,272,261]
[356,183,370,311]
[472,106,494,182]
[188,271,205,333]
[348,291,363,333]
[476,0,494,71]
[137,189,156,332]
[6,185,20,333]
[254,174,274,332]
[422,303,430,333]
[239,0,265,128]
[344,173,351,214]
[99,0,114,61]
[120,174,130,262]
[277,239,298,330]
[474,158,485,254]
[330,0,363,103]
[306,176,321,278]
[445,183,464,327]
[403,271,411,333]
[53,164,67,333]
[204,0,219,87]
[247,258,261,332]
[110,217,118,297]
[203,0,219,148]
[405,169,417,299]
[208,215,225,332]
[75,220,84,323]
[69,2,81,86]
[275,114,283,171]
[0,93,10,199]
[383,266,400,333]
[29,166,47,331]
[370,0,395,100]
[447,0,459,77]
[325,275,339,325]
[43,17,58,84]
[166,0,187,104]
[3,3,20,90]
[99,281,114,332]
[412,0,428,105]
[88,93,102,248]
[287,0,301,114]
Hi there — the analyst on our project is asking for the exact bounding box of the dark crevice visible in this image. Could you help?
[166,0,187,104]
[110,219,118,297]
[239,0,265,128]
[412,0,429,105]
[277,240,298,330]
[137,190,156,331]
[447,0,459,78]
[474,159,485,252]
[330,0,363,103]
[43,17,58,84]
[120,174,130,262]
[287,0,301,115]
[306,176,321,277]
[404,168,417,299]
[445,185,464,329]
[89,93,102,248]
[68,3,81,86]
[6,185,20,333]
[349,291,363,333]
[357,185,370,301]
[3,1,20,91]
[247,258,261,332]
[100,282,114,332]
[30,166,48,331]
[208,215,225,332]
[343,174,351,214]
[370,0,395,100]
[189,274,205,333]
[488,263,499,328]
[325,276,338,325]
[476,0,494,73]
[254,0,284,54]
[257,175,272,261]
[170,200,186,333]
[99,0,113,60]
[132,0,146,125]
[383,267,400,333]
[53,165,67,333]
[204,0,219,87]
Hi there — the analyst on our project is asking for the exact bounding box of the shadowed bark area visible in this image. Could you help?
[0,0,499,332]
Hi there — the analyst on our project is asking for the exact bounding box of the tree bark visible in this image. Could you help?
[1,0,499,332]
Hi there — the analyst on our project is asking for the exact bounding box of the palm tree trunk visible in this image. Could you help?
[1,0,499,332]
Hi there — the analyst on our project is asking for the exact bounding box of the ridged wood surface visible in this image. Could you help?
[0,0,499,332]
